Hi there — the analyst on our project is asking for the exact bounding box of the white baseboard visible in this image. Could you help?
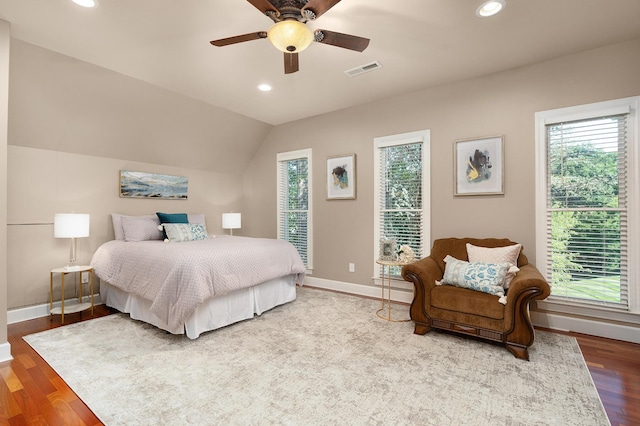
[304,277,640,344]
[531,311,640,344]
[7,294,103,325]
[304,277,414,304]
[0,342,12,363]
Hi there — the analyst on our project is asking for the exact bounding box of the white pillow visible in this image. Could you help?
[121,215,163,242]
[111,213,125,240]
[162,223,208,242]
[466,243,522,289]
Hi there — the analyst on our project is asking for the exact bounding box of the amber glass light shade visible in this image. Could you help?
[267,21,314,53]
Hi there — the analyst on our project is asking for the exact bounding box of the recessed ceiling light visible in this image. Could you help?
[476,0,505,17]
[72,0,98,8]
[257,83,272,92]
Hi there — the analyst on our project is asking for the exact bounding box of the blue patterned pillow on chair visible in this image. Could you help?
[439,255,508,303]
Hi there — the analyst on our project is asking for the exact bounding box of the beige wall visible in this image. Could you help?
[1,20,10,349]
[5,41,272,311]
[243,37,640,288]
[7,145,244,309]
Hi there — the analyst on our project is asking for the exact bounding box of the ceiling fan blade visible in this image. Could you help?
[284,52,299,74]
[246,0,278,15]
[314,30,369,52]
[302,0,342,19]
[210,32,267,47]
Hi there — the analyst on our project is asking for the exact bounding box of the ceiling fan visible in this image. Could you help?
[210,0,370,74]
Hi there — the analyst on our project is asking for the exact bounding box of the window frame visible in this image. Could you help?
[535,97,640,323]
[277,148,313,273]
[373,130,430,287]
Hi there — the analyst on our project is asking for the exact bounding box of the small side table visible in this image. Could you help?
[50,265,95,324]
[376,259,413,322]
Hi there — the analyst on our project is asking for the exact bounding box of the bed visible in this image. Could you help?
[90,213,306,338]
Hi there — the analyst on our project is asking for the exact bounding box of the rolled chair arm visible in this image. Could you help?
[502,263,551,358]
[401,257,442,333]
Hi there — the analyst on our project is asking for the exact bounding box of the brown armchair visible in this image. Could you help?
[401,238,550,360]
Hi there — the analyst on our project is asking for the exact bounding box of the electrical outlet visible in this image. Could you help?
[81,272,89,284]
[348,263,355,273]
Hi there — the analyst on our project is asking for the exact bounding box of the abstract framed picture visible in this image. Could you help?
[119,170,188,199]
[326,154,356,200]
[454,136,504,196]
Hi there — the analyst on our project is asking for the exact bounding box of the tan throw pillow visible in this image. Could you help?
[466,243,522,289]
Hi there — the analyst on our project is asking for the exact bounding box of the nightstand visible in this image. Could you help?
[49,265,94,324]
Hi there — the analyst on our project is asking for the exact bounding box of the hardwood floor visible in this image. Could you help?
[1,306,115,426]
[1,309,639,426]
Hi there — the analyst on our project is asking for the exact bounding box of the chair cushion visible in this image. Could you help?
[431,285,505,320]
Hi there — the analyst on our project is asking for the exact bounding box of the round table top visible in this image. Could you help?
[51,265,93,273]
[376,258,416,267]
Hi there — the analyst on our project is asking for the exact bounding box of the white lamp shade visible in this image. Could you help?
[54,213,90,238]
[222,213,241,230]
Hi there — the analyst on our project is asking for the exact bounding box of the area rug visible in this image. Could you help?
[24,287,609,426]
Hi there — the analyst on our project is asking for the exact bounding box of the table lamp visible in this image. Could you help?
[54,213,90,270]
[222,213,241,236]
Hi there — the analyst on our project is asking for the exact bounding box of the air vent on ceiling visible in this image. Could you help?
[344,61,383,77]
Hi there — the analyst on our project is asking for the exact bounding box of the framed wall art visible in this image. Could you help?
[119,170,188,199]
[326,154,356,200]
[454,136,504,196]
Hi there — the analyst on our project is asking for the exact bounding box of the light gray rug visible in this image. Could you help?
[24,287,609,426]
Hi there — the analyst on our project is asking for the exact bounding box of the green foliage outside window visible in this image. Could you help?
[548,120,623,303]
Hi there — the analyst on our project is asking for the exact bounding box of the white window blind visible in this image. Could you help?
[277,149,312,270]
[545,114,628,308]
[374,130,430,278]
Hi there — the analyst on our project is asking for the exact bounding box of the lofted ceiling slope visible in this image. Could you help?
[1,0,640,125]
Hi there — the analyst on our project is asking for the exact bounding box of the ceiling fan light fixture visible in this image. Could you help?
[72,0,98,7]
[267,20,314,53]
[476,0,505,17]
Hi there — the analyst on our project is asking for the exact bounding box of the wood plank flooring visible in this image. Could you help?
[1,308,639,426]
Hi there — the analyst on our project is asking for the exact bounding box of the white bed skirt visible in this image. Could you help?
[100,275,298,339]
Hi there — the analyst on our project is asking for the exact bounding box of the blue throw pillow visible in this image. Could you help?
[440,255,507,302]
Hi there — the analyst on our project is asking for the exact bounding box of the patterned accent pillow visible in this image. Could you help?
[466,243,522,289]
[156,212,189,239]
[163,223,208,242]
[120,215,163,242]
[439,255,507,302]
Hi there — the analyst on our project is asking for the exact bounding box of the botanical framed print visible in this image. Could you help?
[326,154,356,200]
[119,170,188,199]
[379,239,397,261]
[454,136,504,196]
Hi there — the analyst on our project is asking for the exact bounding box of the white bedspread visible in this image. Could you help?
[90,236,306,330]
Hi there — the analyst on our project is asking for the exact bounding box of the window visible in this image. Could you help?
[535,97,639,316]
[277,149,312,271]
[374,130,430,279]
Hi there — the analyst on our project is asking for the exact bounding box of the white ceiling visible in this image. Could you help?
[1,0,640,125]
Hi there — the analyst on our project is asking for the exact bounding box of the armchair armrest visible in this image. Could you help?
[401,256,443,333]
[502,263,551,355]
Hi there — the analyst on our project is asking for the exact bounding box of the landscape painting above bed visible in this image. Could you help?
[119,170,188,199]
